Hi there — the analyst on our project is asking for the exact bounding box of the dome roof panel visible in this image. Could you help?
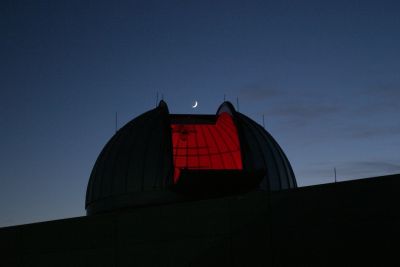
[85,101,174,215]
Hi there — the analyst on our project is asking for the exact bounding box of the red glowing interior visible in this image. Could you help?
[171,112,243,183]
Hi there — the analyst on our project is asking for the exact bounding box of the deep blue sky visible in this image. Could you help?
[1,0,400,227]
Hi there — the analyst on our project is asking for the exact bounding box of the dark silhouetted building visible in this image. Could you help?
[1,101,399,266]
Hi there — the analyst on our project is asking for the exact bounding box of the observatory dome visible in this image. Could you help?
[85,101,296,215]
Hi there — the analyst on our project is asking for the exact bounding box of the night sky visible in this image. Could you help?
[1,0,400,227]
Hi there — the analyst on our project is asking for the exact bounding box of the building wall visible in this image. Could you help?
[270,174,400,266]
[1,192,272,267]
[1,174,400,266]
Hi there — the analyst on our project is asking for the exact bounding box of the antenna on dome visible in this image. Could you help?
[115,112,118,133]
[224,94,226,102]
[262,114,265,128]
[236,97,240,111]
[161,93,164,101]
[334,167,337,183]
[156,92,159,107]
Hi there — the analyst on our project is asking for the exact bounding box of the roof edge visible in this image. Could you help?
[216,101,237,116]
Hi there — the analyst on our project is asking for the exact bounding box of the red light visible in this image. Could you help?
[171,112,243,183]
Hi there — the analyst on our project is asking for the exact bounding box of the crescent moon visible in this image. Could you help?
[192,101,198,108]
